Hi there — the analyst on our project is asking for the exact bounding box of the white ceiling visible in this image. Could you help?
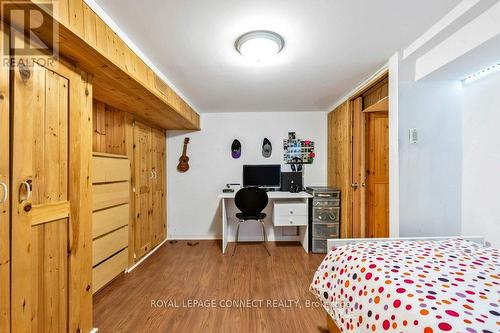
[93,0,461,113]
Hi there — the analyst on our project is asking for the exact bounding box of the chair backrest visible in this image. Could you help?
[234,187,269,217]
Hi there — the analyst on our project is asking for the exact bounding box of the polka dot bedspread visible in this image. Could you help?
[310,239,500,333]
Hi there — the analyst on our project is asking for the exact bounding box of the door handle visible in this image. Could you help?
[19,180,32,203]
[0,182,7,204]
[351,183,359,190]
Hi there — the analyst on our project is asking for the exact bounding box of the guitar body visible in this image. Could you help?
[177,156,190,172]
[177,138,190,172]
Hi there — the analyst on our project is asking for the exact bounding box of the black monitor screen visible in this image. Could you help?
[243,165,281,188]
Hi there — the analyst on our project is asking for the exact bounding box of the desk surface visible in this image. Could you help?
[218,191,312,199]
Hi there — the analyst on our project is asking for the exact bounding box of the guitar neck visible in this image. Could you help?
[181,142,188,156]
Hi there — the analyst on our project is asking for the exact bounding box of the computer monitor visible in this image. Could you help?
[243,165,281,189]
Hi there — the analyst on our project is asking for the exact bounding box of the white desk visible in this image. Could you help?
[219,191,313,254]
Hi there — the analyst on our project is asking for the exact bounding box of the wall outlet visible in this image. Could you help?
[409,128,418,145]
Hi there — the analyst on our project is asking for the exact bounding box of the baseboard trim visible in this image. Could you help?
[126,238,168,273]
[168,235,301,242]
[168,235,222,240]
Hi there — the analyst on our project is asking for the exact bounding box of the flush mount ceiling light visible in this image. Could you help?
[235,30,285,62]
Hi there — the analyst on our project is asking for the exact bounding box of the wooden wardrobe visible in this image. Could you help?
[328,73,389,239]
[92,101,167,265]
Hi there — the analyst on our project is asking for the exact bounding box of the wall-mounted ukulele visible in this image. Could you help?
[177,137,190,173]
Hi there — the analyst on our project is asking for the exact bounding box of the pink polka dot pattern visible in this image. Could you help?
[309,239,500,333]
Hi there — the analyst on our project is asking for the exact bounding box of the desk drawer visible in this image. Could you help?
[273,214,307,227]
[273,202,307,217]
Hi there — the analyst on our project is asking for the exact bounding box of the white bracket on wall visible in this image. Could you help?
[409,128,419,145]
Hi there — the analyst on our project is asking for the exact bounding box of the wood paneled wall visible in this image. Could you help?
[93,100,126,155]
[327,101,352,238]
[69,69,94,333]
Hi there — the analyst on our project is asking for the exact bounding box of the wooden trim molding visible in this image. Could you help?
[363,96,388,113]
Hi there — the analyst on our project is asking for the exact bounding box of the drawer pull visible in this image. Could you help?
[289,210,293,214]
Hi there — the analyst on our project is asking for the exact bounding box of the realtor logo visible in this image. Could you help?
[1,1,59,68]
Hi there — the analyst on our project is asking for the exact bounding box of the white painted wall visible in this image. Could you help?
[167,112,327,240]
[462,73,500,248]
[397,57,463,237]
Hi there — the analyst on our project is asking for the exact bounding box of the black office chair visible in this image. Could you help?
[233,187,271,256]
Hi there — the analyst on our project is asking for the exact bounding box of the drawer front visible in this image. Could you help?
[274,203,307,217]
[273,214,307,227]
[92,203,129,239]
[92,181,129,211]
[313,207,340,223]
[313,199,340,207]
[313,223,340,239]
[93,226,128,266]
[92,155,130,184]
[312,239,327,254]
[92,248,128,294]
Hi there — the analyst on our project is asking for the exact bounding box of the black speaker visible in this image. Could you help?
[281,172,303,193]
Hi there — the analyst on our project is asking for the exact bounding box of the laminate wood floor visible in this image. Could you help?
[93,241,328,333]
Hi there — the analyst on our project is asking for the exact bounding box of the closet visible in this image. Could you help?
[328,73,389,239]
[92,102,167,266]
[133,122,166,259]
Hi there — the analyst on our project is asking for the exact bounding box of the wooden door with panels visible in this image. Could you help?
[133,121,153,259]
[10,56,93,332]
[11,60,72,332]
[151,129,166,247]
[351,97,366,238]
[365,111,389,238]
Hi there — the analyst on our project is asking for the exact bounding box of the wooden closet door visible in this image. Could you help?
[351,97,366,238]
[0,21,10,333]
[11,62,71,332]
[151,129,166,247]
[133,122,153,259]
[365,112,389,238]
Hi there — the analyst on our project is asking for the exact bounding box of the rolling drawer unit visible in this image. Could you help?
[306,187,340,253]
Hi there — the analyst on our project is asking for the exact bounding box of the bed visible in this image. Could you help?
[310,237,500,333]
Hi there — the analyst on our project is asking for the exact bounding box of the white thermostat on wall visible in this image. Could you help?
[409,128,418,145]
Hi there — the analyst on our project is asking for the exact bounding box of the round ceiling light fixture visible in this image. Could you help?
[235,30,285,62]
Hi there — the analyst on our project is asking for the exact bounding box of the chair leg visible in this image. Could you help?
[259,220,271,256]
[232,221,242,256]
